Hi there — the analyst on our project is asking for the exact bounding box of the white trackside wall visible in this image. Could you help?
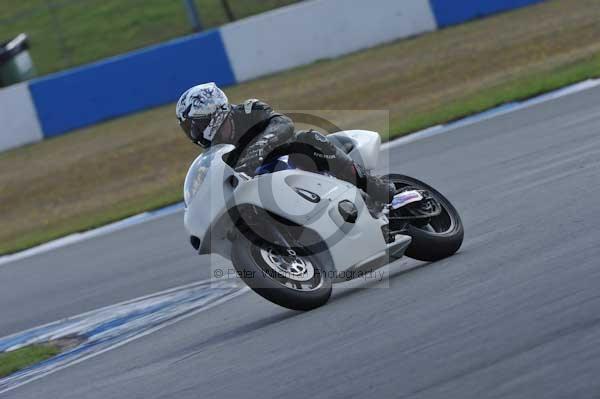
[0,83,43,151]
[220,0,437,83]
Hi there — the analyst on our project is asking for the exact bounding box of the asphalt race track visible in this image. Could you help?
[2,86,600,398]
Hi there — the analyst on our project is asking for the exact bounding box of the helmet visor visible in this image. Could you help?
[179,105,231,148]
[179,117,208,145]
[202,105,231,142]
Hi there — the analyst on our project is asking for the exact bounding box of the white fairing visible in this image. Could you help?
[228,170,390,272]
[329,130,381,170]
[184,145,237,256]
[184,133,409,280]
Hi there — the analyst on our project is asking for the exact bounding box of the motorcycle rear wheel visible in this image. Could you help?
[386,174,463,262]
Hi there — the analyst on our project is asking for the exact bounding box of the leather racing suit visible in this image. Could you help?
[214,99,394,204]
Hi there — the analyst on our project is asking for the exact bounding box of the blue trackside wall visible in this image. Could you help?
[29,29,235,137]
[429,0,547,27]
[0,0,549,151]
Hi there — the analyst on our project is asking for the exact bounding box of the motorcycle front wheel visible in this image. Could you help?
[386,174,464,262]
[231,234,332,311]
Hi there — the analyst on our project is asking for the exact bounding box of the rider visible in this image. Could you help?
[176,82,395,204]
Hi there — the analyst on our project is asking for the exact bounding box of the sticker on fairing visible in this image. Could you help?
[391,190,423,209]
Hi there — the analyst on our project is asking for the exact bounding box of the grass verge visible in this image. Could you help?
[1,0,600,255]
[390,53,600,137]
[0,344,60,378]
[0,0,299,76]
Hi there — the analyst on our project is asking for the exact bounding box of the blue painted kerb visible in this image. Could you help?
[29,29,236,138]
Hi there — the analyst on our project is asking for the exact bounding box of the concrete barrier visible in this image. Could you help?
[0,0,550,152]
[0,82,43,150]
[220,0,437,83]
[29,30,235,138]
[429,0,546,27]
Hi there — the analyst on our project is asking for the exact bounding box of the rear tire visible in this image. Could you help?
[386,174,463,262]
[231,234,332,311]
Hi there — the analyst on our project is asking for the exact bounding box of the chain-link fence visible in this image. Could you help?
[0,0,300,77]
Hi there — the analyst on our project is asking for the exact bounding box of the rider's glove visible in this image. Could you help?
[236,133,279,174]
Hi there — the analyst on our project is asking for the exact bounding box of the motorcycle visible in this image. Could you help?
[184,130,463,310]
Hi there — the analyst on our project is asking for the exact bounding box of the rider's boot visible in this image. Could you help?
[353,163,396,205]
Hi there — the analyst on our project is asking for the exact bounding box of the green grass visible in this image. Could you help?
[0,345,60,378]
[0,189,183,255]
[390,53,600,137]
[0,0,299,76]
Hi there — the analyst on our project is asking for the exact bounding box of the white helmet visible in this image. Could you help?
[176,82,232,147]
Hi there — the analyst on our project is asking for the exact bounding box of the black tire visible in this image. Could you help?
[386,174,463,262]
[231,234,332,311]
